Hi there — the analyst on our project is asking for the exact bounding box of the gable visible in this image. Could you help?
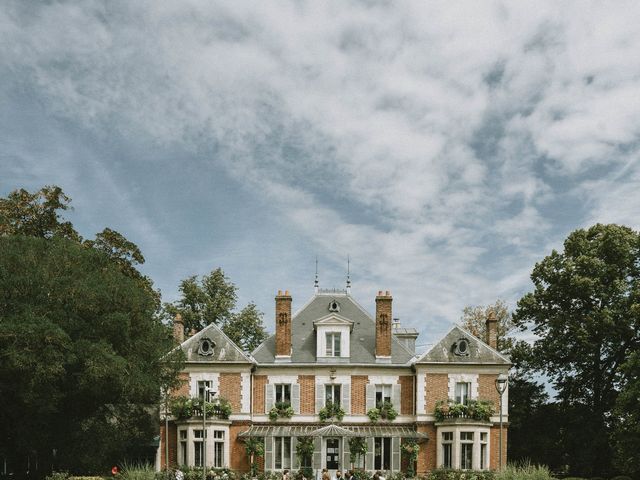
[415,325,510,365]
[179,322,253,364]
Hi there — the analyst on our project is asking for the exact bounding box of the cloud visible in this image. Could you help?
[2,1,640,338]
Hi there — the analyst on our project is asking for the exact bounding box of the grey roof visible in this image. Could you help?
[252,292,414,365]
[393,327,418,336]
[415,325,510,365]
[179,322,253,364]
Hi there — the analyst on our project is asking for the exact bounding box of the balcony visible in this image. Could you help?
[434,399,494,423]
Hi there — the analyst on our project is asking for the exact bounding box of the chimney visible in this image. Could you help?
[486,310,497,349]
[275,290,292,359]
[173,313,184,344]
[375,290,393,360]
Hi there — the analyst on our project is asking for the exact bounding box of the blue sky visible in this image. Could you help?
[2,1,640,347]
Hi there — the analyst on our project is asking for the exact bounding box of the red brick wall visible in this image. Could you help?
[375,293,392,357]
[351,375,368,414]
[219,373,242,413]
[398,375,414,415]
[159,422,177,469]
[275,293,292,356]
[229,423,251,472]
[253,375,267,413]
[416,424,437,474]
[490,425,508,469]
[478,374,501,406]
[298,375,316,414]
[171,372,190,398]
[425,373,448,413]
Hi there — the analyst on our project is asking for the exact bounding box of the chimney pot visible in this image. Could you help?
[386,290,391,296]
[378,290,383,296]
[278,290,282,296]
[285,290,290,295]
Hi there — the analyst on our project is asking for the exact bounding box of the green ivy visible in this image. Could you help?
[401,440,420,477]
[348,436,368,465]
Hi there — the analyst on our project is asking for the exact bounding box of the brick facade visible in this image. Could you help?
[478,374,501,406]
[298,375,316,414]
[229,423,252,472]
[219,372,242,412]
[275,291,292,357]
[351,375,369,414]
[425,373,448,413]
[490,425,508,469]
[253,375,267,413]
[417,424,437,474]
[171,372,190,398]
[375,292,392,357]
[159,422,177,469]
[398,375,414,415]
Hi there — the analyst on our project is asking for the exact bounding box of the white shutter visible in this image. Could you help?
[365,437,374,471]
[265,384,275,413]
[366,384,376,410]
[291,436,298,468]
[315,383,324,413]
[292,384,301,414]
[391,437,400,472]
[264,436,273,471]
[313,437,322,469]
[343,437,351,470]
[341,383,351,415]
[392,384,401,412]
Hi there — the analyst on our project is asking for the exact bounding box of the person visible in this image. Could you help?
[175,469,184,480]
[322,469,330,480]
[344,471,352,480]
[282,470,290,480]
[336,471,342,480]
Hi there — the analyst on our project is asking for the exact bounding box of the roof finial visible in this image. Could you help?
[346,255,351,294]
[314,256,319,293]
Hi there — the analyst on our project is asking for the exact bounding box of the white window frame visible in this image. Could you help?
[193,429,206,467]
[274,436,292,470]
[455,382,471,405]
[460,432,474,470]
[437,426,490,470]
[375,384,392,406]
[178,429,188,466]
[325,332,342,356]
[480,432,488,470]
[213,430,225,468]
[373,437,391,471]
[197,380,213,400]
[325,384,341,406]
[441,431,453,469]
[275,384,291,404]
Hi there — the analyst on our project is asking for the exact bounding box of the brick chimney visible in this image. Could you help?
[173,313,184,344]
[275,290,292,359]
[375,290,393,360]
[486,310,497,349]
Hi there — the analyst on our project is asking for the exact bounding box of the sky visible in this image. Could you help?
[2,1,640,347]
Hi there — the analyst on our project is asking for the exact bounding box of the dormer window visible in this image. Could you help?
[326,332,342,356]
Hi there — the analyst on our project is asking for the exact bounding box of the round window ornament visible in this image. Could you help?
[328,300,341,312]
[198,337,215,356]
[452,338,470,357]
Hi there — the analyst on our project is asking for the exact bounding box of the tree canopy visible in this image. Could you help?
[0,236,182,473]
[165,267,267,352]
[513,223,640,477]
[460,299,515,352]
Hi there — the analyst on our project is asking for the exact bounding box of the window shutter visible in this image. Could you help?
[391,437,400,472]
[291,384,301,414]
[392,384,401,411]
[366,384,376,411]
[343,437,350,470]
[315,383,324,413]
[365,437,374,471]
[291,436,298,468]
[341,383,351,415]
[265,384,274,413]
[264,436,273,471]
[313,437,322,469]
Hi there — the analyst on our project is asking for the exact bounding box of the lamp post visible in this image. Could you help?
[164,388,169,473]
[202,388,217,480]
[494,373,508,470]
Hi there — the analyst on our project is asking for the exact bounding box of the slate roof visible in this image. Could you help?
[252,292,415,365]
[415,325,510,365]
[179,322,253,364]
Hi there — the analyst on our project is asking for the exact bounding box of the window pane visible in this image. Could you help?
[283,437,291,468]
[326,333,333,356]
[180,441,187,466]
[383,437,391,470]
[481,443,487,469]
[275,437,282,469]
[194,441,203,467]
[461,432,474,441]
[334,333,341,356]
[443,443,452,468]
[461,443,473,469]
[374,438,382,470]
[442,432,453,442]
[284,384,291,402]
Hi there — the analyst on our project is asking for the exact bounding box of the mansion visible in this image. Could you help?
[157,287,510,474]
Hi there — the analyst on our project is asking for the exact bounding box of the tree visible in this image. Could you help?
[513,224,640,477]
[0,236,183,474]
[165,268,268,352]
[223,302,268,352]
[612,351,640,477]
[165,268,238,333]
[460,299,515,352]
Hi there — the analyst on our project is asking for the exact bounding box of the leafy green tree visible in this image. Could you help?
[165,268,267,352]
[513,224,640,477]
[165,268,238,333]
[612,351,640,477]
[0,236,183,474]
[460,299,515,352]
[223,302,268,352]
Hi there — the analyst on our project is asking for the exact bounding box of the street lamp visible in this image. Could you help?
[202,388,217,480]
[494,373,508,470]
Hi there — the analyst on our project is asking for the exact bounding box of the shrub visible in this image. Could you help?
[426,469,495,480]
[118,462,155,480]
[46,473,70,480]
[319,401,345,422]
[434,399,494,422]
[269,401,295,421]
[352,471,372,480]
[495,463,554,480]
[609,476,632,480]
